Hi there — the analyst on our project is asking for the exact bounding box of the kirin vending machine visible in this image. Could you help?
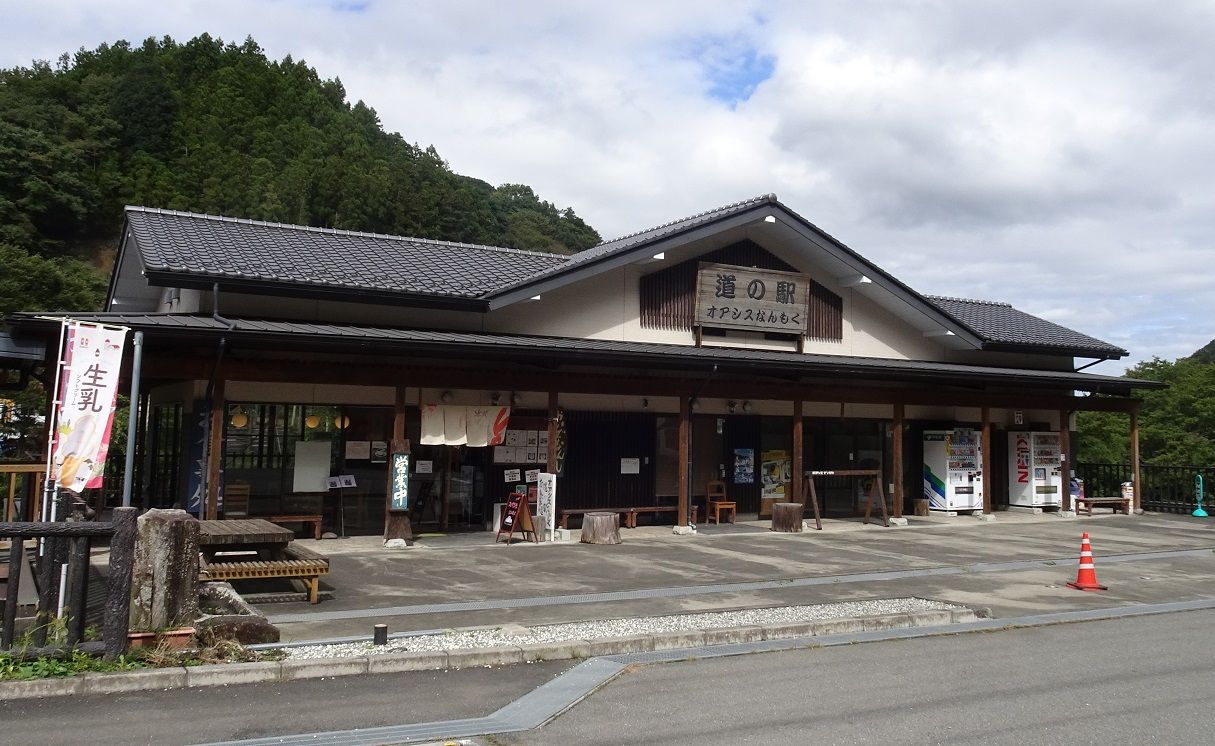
[1007,432,1062,508]
[923,429,984,512]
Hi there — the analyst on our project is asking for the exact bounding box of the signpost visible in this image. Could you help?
[496,491,538,544]
[383,441,413,543]
[1195,474,1208,518]
[537,472,556,541]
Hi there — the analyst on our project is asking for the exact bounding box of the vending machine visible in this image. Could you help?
[922,429,984,511]
[1007,432,1062,508]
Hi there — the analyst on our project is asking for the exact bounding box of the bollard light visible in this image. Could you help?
[373,624,388,646]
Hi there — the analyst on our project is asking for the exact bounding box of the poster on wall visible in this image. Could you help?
[733,448,755,484]
[344,440,371,460]
[504,468,521,482]
[370,441,388,463]
[525,468,540,483]
[620,458,640,474]
[293,441,333,492]
[761,450,791,499]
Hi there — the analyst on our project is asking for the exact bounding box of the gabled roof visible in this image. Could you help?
[928,296,1126,357]
[122,207,565,302]
[488,194,780,297]
[111,200,1127,360]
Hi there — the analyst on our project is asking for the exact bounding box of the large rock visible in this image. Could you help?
[195,582,280,644]
[129,509,199,631]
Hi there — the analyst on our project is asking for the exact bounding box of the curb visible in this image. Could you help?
[0,608,972,700]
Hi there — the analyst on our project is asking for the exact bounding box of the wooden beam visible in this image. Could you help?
[893,402,904,518]
[1131,410,1141,512]
[678,394,690,526]
[205,378,225,520]
[981,406,992,514]
[1059,409,1072,512]
[792,399,803,509]
[139,357,1144,413]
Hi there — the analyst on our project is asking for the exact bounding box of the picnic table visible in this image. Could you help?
[197,519,329,603]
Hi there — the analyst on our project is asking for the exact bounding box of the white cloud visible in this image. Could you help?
[3,0,1214,370]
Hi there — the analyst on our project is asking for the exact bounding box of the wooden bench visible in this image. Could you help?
[264,514,323,540]
[559,505,697,529]
[200,544,330,604]
[1075,496,1131,516]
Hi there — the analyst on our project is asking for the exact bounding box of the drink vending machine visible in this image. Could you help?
[1006,431,1062,508]
[922,429,984,512]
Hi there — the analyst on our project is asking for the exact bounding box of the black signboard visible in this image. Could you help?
[496,492,538,544]
[389,452,410,511]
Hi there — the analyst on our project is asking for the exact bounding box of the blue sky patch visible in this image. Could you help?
[688,36,775,107]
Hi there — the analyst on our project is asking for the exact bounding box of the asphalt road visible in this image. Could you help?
[502,609,1215,746]
[0,660,573,745]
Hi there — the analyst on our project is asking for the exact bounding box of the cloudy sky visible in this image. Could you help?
[6,1,1213,374]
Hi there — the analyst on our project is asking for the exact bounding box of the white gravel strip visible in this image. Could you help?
[283,597,963,660]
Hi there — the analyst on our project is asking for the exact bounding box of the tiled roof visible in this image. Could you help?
[125,207,566,299]
[118,203,1127,359]
[927,296,1126,356]
[11,312,1159,394]
[491,194,779,294]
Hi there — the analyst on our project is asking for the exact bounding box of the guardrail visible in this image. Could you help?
[1,506,136,660]
[1076,463,1215,514]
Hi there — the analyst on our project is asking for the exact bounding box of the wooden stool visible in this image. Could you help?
[580,512,621,544]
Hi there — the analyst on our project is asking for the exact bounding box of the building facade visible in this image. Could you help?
[8,195,1157,533]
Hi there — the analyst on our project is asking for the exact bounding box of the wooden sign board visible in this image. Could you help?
[695,262,811,335]
[388,452,410,511]
[496,491,538,544]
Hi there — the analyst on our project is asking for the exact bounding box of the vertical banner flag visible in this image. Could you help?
[52,322,128,493]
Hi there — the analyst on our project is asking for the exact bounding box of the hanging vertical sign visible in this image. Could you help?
[389,452,411,511]
[50,321,128,493]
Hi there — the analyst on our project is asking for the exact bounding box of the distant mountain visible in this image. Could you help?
[0,34,600,317]
[1190,339,1215,364]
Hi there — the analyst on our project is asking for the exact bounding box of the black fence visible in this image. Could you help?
[1,506,136,660]
[1076,463,1214,514]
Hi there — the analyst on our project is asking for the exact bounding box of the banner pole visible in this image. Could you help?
[121,331,144,508]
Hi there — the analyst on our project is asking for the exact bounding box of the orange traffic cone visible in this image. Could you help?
[1066,532,1108,591]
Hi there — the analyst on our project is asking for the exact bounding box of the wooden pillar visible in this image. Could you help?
[893,402,904,518]
[383,386,413,541]
[678,394,690,526]
[205,378,225,520]
[547,391,558,469]
[981,406,992,514]
[393,386,407,442]
[440,446,451,530]
[792,399,803,507]
[1059,409,1072,512]
[1130,408,1141,512]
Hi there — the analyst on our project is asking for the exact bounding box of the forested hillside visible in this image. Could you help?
[1077,354,1215,467]
[0,34,600,318]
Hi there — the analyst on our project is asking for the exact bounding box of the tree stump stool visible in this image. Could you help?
[580,511,621,544]
[771,502,803,533]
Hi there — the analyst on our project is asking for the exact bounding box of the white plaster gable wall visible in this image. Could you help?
[483,265,630,338]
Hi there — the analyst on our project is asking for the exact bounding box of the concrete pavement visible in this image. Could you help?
[262,511,1215,643]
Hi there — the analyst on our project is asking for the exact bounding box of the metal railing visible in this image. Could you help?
[1,506,136,660]
[1076,463,1214,514]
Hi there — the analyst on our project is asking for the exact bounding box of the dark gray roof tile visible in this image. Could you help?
[927,296,1126,356]
[126,207,566,299]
